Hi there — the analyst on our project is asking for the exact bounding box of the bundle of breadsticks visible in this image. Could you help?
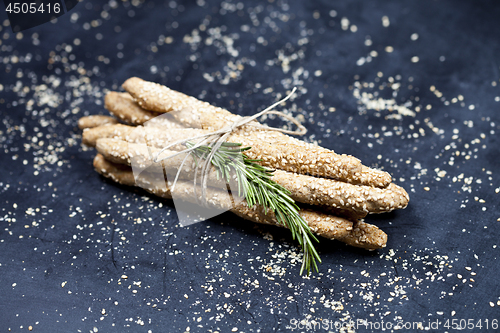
[78,77,409,258]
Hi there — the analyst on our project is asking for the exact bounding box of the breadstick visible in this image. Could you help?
[337,220,387,249]
[270,169,409,214]
[78,115,118,129]
[104,92,160,125]
[94,138,408,215]
[93,153,387,249]
[105,91,187,129]
[229,132,390,187]
[84,124,361,186]
[318,206,367,220]
[93,152,136,185]
[93,153,352,241]
[122,77,391,188]
[84,123,368,220]
[83,124,133,147]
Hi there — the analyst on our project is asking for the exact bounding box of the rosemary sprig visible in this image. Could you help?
[187,141,321,275]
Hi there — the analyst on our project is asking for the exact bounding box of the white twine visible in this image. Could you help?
[152,87,306,203]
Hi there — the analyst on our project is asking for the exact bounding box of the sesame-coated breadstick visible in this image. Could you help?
[84,123,369,220]
[82,123,204,148]
[84,122,396,193]
[94,137,408,215]
[104,92,160,125]
[318,206,367,221]
[105,91,187,129]
[82,123,135,147]
[122,77,391,188]
[93,153,387,249]
[78,115,118,129]
[229,132,391,187]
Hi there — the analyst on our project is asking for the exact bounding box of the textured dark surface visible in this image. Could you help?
[1,0,499,332]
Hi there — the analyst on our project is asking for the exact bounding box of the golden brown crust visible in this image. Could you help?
[82,123,204,148]
[93,153,136,186]
[94,138,408,215]
[78,115,118,130]
[82,123,135,147]
[122,77,392,187]
[105,92,159,125]
[84,121,393,190]
[337,220,388,249]
[123,77,231,129]
[95,137,225,187]
[272,169,408,214]
[231,133,391,187]
[316,206,368,221]
[79,77,413,254]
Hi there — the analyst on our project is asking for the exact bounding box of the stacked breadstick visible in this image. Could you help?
[78,77,409,251]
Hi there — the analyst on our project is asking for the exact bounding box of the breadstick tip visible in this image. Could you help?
[78,115,118,130]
